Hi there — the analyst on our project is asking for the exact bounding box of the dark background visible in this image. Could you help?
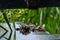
[0,0,60,9]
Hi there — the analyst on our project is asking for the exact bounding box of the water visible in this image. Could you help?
[0,23,15,40]
[0,22,60,40]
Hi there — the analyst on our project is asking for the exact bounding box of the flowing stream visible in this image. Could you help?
[0,22,60,40]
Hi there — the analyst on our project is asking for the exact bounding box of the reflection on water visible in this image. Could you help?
[0,22,60,40]
[0,23,15,40]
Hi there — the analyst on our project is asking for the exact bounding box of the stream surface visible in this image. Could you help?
[0,22,60,40]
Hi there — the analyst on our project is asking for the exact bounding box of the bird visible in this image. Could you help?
[16,24,30,35]
[16,24,45,35]
[35,26,45,32]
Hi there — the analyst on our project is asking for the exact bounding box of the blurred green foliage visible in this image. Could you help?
[0,9,40,25]
[0,7,60,34]
[42,7,60,34]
